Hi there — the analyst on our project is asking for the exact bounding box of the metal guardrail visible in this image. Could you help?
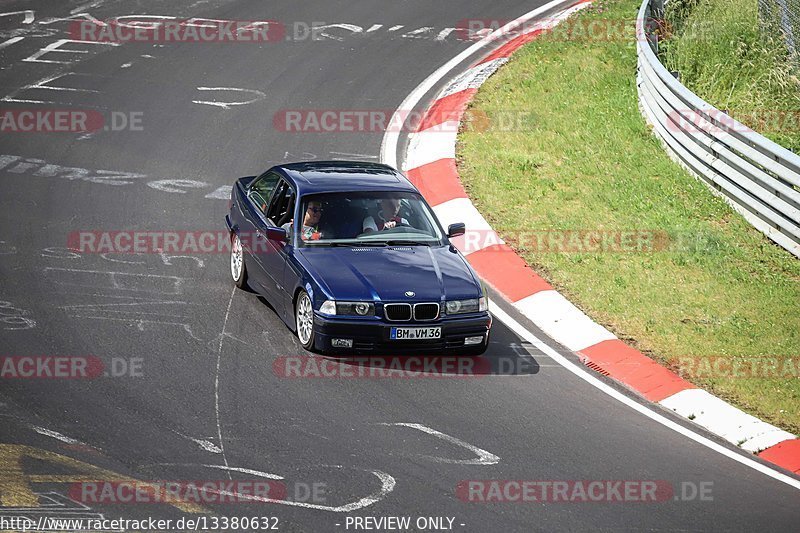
[636,0,800,259]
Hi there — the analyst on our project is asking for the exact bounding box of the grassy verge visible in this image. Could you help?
[661,0,800,152]
[457,0,800,433]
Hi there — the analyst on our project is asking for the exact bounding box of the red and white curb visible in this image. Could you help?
[387,0,800,475]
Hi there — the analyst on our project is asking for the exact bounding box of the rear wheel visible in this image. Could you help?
[230,232,247,289]
[295,290,316,351]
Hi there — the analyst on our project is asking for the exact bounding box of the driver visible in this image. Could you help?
[362,197,409,233]
[283,200,323,241]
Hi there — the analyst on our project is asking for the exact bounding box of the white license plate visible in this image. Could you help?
[390,327,442,340]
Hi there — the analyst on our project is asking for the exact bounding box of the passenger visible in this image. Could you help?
[362,198,409,233]
[283,200,324,241]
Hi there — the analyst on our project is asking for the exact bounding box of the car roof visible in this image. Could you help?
[273,161,418,195]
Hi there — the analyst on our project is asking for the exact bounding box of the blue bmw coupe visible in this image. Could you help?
[225,161,492,354]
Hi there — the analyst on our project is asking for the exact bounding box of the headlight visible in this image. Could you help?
[445,296,488,315]
[318,300,375,316]
[339,301,374,316]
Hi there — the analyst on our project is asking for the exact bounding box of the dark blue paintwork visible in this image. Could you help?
[226,161,491,354]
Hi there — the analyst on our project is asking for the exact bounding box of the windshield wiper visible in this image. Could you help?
[383,240,433,246]
[326,241,386,247]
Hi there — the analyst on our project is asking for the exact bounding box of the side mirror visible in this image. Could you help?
[447,223,466,238]
[266,227,288,243]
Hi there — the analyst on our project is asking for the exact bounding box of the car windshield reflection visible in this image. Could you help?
[294,191,444,246]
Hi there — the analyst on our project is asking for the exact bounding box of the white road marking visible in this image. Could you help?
[401,27,435,39]
[0,10,35,24]
[39,12,105,26]
[0,153,230,199]
[71,1,106,15]
[192,87,266,110]
[99,252,146,265]
[23,39,118,65]
[206,468,396,512]
[30,426,83,445]
[314,23,363,41]
[2,73,100,105]
[202,464,282,479]
[214,287,237,479]
[169,431,224,454]
[145,462,283,479]
[329,151,378,161]
[43,267,184,294]
[58,301,188,310]
[158,252,205,268]
[381,423,499,465]
[147,179,209,193]
[0,37,24,50]
[205,185,232,199]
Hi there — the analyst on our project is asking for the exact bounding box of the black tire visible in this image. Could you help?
[230,232,248,289]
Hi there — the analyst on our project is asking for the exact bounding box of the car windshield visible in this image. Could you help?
[294,191,444,246]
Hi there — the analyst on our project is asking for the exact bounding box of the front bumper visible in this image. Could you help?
[312,312,492,354]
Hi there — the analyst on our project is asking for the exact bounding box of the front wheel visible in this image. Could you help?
[230,232,247,289]
[295,290,316,351]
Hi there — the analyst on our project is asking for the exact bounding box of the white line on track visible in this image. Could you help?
[214,287,237,479]
[380,0,800,490]
[0,37,24,50]
[381,423,499,465]
[71,1,106,15]
[201,468,396,512]
[154,463,284,479]
[30,425,83,445]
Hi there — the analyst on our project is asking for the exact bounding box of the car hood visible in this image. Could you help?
[296,244,481,302]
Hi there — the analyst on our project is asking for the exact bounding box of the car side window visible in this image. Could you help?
[266,179,296,228]
[249,171,280,214]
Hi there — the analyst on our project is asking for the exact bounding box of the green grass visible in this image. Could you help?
[457,0,800,434]
[660,0,800,152]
